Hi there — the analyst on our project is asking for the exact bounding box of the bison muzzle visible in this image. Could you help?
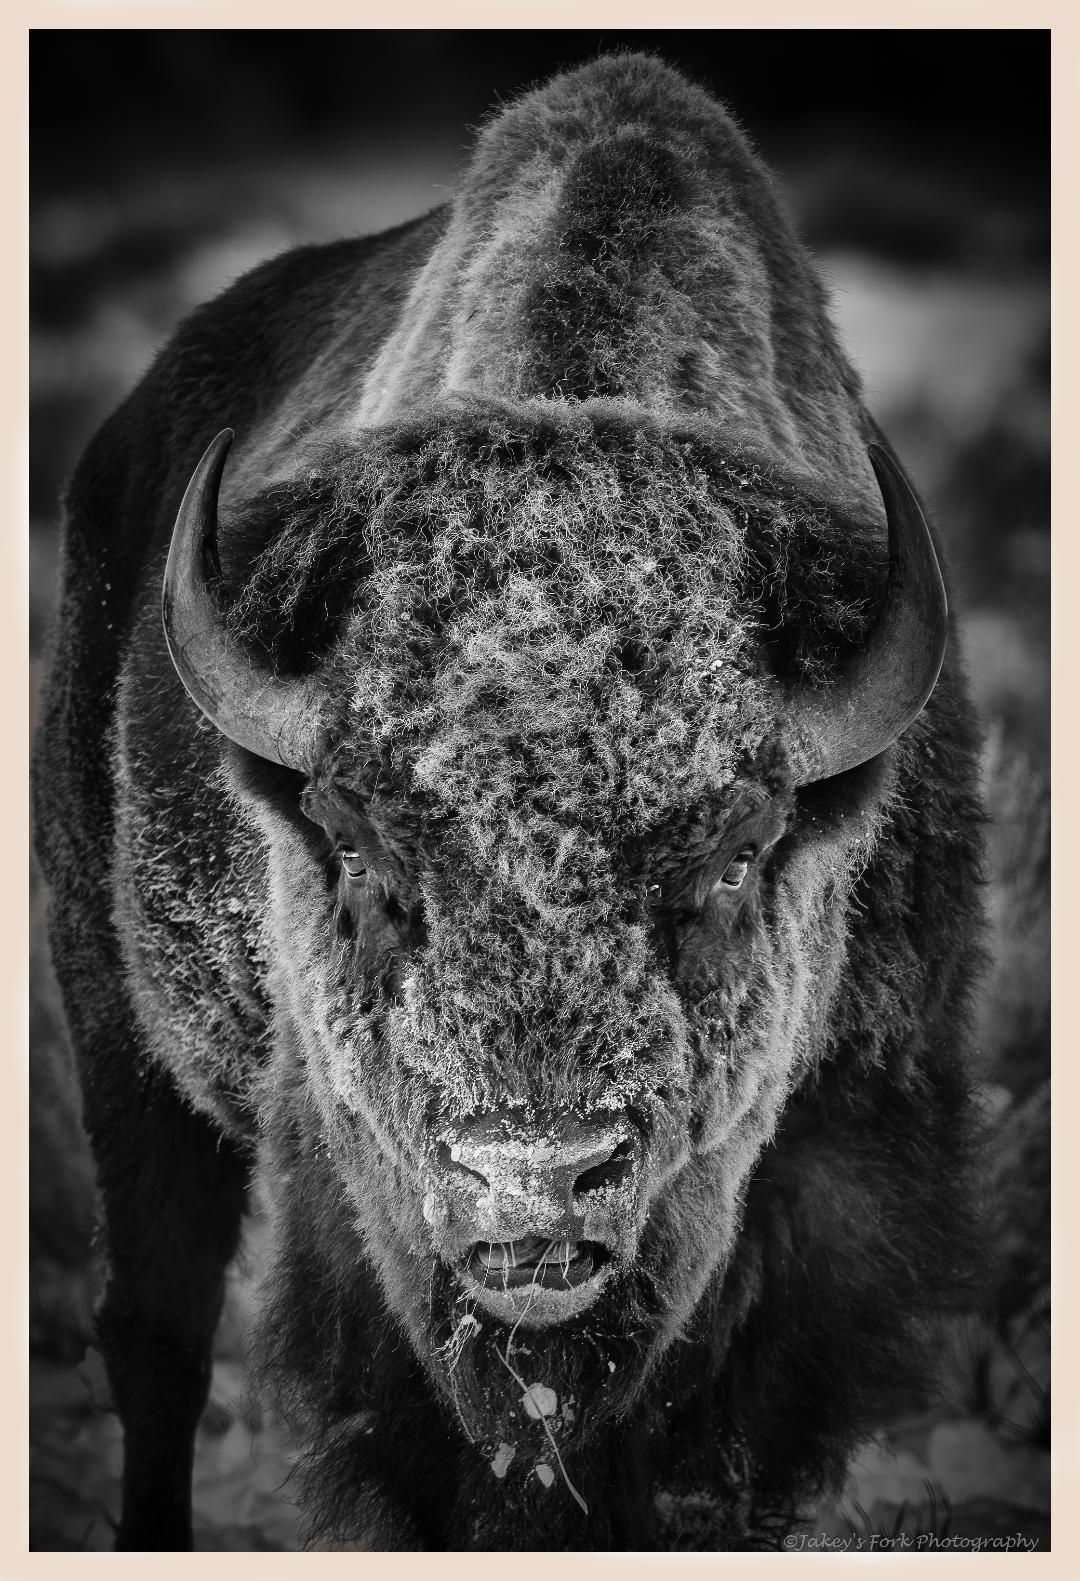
[425,1109,644,1325]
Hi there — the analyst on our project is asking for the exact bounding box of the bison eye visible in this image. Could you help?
[718,849,754,890]
[340,849,366,880]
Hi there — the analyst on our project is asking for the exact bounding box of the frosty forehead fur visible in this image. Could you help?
[225,401,874,851]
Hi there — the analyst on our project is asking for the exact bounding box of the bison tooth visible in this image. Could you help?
[475,1238,583,1271]
[477,1243,513,1270]
[539,1240,577,1265]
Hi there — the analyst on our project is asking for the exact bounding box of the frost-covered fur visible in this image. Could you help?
[353,55,866,478]
[33,53,985,1551]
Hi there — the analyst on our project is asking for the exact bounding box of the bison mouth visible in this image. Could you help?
[456,1236,615,1327]
[468,1236,607,1290]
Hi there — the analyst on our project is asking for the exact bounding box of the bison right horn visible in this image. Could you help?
[162,429,325,771]
[785,443,949,786]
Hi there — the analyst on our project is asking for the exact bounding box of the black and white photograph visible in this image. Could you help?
[28,26,1050,1554]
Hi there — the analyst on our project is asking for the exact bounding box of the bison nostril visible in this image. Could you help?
[574,1138,636,1196]
[435,1140,489,1190]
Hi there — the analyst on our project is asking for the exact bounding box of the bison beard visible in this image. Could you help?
[249,1060,666,1549]
[33,48,987,1552]
[249,1016,979,1550]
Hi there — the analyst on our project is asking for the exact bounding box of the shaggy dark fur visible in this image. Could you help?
[33,53,985,1551]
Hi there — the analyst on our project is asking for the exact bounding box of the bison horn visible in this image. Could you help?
[786,444,948,786]
[162,429,325,771]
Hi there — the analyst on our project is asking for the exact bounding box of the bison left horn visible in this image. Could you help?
[785,444,948,785]
[162,429,325,770]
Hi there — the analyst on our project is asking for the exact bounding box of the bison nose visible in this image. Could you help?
[423,1111,644,1262]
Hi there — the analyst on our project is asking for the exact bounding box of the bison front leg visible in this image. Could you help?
[85,1062,250,1551]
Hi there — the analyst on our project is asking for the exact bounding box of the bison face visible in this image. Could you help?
[238,756,838,1456]
[244,743,878,1458]
[286,772,802,1330]
[163,410,944,1445]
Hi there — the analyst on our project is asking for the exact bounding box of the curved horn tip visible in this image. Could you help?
[163,425,322,774]
[866,440,891,472]
[784,440,949,787]
[867,441,916,508]
[867,441,948,625]
[198,427,235,482]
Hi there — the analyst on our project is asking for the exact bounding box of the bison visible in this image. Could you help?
[33,53,985,1550]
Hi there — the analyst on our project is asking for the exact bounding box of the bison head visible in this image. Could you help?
[162,404,945,1463]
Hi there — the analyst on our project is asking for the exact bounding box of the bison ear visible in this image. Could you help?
[162,429,326,771]
[784,443,948,787]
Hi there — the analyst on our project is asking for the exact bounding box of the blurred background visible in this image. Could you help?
[30,28,1049,1552]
